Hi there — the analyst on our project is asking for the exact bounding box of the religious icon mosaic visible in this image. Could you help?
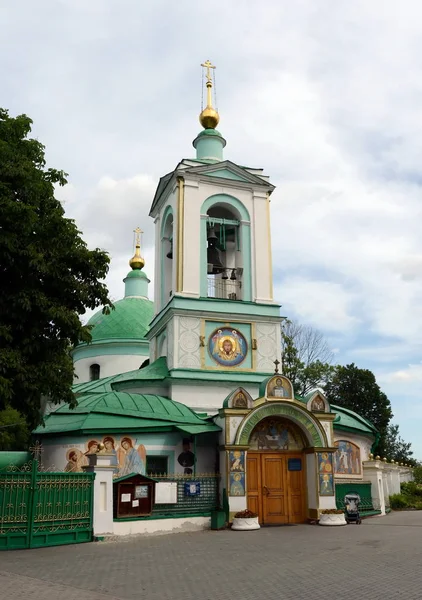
[62,436,146,477]
[317,451,334,496]
[310,396,325,412]
[228,450,246,496]
[266,375,292,399]
[249,417,305,451]
[232,390,248,408]
[208,327,247,367]
[230,472,245,496]
[334,441,361,475]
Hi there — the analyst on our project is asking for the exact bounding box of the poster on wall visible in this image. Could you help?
[317,452,334,496]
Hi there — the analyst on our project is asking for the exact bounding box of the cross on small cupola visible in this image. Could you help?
[273,359,280,374]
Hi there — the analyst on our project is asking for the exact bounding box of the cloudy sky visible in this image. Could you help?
[3,1,422,456]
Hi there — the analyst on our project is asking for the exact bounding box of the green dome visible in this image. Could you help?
[88,297,154,341]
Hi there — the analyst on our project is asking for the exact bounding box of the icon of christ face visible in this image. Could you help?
[223,339,233,355]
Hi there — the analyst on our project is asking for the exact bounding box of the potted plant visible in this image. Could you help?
[231,509,260,531]
[318,509,346,527]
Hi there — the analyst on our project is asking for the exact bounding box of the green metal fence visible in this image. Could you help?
[151,474,220,518]
[335,481,381,516]
[0,460,95,550]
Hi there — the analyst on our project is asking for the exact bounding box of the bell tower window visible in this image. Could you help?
[206,205,244,301]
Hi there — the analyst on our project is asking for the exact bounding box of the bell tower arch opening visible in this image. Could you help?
[201,194,251,302]
[160,207,174,308]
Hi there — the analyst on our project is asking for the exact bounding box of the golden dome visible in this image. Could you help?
[199,106,220,129]
[129,244,145,270]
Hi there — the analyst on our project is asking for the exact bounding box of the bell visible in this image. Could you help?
[207,226,224,274]
[166,237,173,259]
[222,269,228,280]
[230,268,237,281]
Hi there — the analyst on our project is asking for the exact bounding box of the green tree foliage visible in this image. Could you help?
[0,406,30,450]
[412,466,422,484]
[0,108,112,431]
[281,319,334,396]
[324,363,394,456]
[383,424,416,466]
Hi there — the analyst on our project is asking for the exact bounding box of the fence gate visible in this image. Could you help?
[0,459,95,550]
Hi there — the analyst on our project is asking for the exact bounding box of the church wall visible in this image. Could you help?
[182,179,201,297]
[74,352,149,384]
[166,314,281,375]
[252,191,273,303]
[170,382,259,414]
[40,433,217,477]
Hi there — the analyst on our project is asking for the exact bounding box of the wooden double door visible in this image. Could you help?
[247,452,306,525]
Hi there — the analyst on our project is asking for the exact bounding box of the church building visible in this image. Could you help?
[35,61,380,528]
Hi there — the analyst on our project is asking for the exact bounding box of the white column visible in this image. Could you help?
[83,453,115,536]
[363,460,386,515]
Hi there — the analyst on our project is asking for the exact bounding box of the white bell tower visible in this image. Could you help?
[147,60,282,395]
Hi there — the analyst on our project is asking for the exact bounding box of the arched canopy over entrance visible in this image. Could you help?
[235,402,328,448]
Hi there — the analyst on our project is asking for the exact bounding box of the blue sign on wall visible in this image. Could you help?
[184,482,201,496]
[288,458,302,471]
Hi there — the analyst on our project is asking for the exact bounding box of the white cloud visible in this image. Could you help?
[3,0,422,453]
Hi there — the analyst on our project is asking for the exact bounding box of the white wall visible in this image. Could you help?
[170,382,260,413]
[73,353,148,384]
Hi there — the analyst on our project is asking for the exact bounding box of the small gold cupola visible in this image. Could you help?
[129,226,145,270]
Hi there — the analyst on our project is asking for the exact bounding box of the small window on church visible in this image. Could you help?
[89,364,100,381]
[146,456,168,475]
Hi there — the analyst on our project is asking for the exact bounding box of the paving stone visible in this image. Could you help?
[1,512,422,600]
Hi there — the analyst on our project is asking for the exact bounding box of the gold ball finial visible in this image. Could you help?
[369,453,374,460]
[129,227,145,270]
[376,455,381,461]
[383,457,387,462]
[199,107,220,129]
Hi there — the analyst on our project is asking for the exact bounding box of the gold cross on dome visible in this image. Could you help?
[201,59,216,84]
[274,359,280,374]
[133,227,143,245]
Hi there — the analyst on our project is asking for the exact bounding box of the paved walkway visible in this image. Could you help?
[2,511,422,600]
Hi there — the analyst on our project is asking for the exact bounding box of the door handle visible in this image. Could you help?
[263,485,270,496]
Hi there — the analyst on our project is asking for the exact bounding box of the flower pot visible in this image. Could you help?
[319,513,346,527]
[231,517,260,531]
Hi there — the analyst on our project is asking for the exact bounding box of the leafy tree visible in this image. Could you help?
[383,424,416,466]
[0,406,30,451]
[413,465,422,484]
[324,363,393,456]
[0,108,112,430]
[281,319,334,395]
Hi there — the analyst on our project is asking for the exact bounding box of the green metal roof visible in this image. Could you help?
[72,357,169,396]
[86,296,154,342]
[34,390,221,436]
[332,404,377,435]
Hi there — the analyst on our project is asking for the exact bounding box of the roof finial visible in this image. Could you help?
[199,59,219,129]
[129,226,145,270]
[274,359,280,374]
